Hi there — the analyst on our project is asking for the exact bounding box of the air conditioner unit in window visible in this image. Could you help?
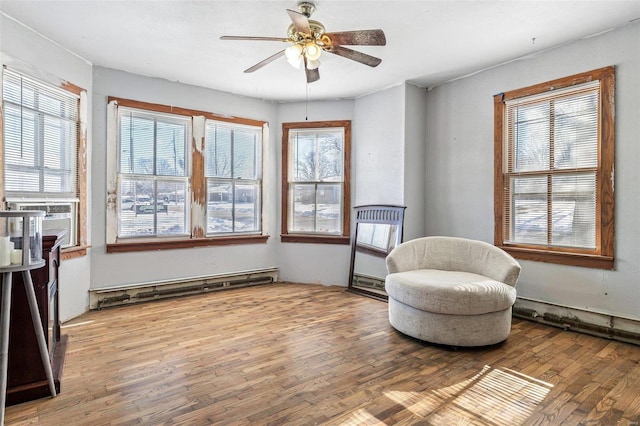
[7,202,77,248]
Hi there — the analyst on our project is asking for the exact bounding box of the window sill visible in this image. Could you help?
[499,245,614,270]
[61,245,91,260]
[107,235,269,253]
[280,234,350,245]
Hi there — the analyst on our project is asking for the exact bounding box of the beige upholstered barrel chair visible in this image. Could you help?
[384,236,521,347]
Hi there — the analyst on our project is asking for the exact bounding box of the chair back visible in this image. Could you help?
[386,236,521,286]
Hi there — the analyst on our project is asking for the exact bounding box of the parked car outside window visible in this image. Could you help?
[121,197,134,211]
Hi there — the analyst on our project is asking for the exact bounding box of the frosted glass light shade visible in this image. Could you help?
[306,59,321,70]
[285,44,303,68]
[304,42,322,61]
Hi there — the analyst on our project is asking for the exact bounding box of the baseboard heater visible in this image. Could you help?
[90,267,278,310]
[513,298,640,346]
[352,273,386,292]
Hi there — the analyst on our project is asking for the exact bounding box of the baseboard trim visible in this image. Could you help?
[514,297,640,346]
[89,267,279,309]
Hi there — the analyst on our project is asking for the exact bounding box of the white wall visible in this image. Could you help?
[1,13,93,321]
[275,100,355,285]
[91,67,279,289]
[403,83,428,241]
[424,22,640,321]
[353,84,405,206]
[352,83,427,242]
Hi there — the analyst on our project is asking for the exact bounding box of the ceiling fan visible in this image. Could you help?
[220,1,386,83]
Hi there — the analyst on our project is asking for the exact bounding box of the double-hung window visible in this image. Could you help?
[117,107,190,238]
[107,97,267,252]
[281,121,350,244]
[2,68,87,256]
[205,120,262,235]
[494,67,615,269]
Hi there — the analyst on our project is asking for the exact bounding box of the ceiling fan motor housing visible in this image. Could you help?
[287,20,326,43]
[297,1,315,17]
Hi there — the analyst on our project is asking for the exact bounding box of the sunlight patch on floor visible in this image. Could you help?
[383,365,553,425]
[61,320,96,329]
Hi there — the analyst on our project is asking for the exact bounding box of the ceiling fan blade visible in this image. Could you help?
[244,49,286,73]
[221,36,288,42]
[287,9,310,34]
[326,45,382,67]
[325,30,386,46]
[305,67,320,83]
[303,57,320,83]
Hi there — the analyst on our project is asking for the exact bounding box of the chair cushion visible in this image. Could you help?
[385,269,517,315]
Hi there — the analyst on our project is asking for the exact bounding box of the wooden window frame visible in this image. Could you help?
[0,66,89,260]
[106,97,268,253]
[494,66,615,269]
[281,120,351,245]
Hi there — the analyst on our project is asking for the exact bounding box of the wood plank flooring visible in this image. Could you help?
[5,283,640,425]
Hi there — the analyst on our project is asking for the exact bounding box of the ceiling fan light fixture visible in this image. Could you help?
[285,44,303,68]
[221,1,386,81]
[304,41,322,61]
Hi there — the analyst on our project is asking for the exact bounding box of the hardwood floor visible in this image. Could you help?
[5,283,640,425]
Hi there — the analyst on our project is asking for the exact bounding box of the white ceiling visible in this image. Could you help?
[2,1,639,102]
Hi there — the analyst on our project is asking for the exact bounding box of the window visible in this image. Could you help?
[2,67,88,258]
[117,107,190,238]
[205,121,261,235]
[106,97,267,252]
[281,121,350,244]
[494,66,614,269]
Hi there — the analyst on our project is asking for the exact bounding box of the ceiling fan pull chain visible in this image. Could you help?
[304,82,309,121]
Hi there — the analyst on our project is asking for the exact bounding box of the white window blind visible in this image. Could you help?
[2,69,79,198]
[503,80,599,249]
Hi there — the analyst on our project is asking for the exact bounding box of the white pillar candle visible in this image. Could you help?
[0,236,10,267]
[10,249,22,265]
